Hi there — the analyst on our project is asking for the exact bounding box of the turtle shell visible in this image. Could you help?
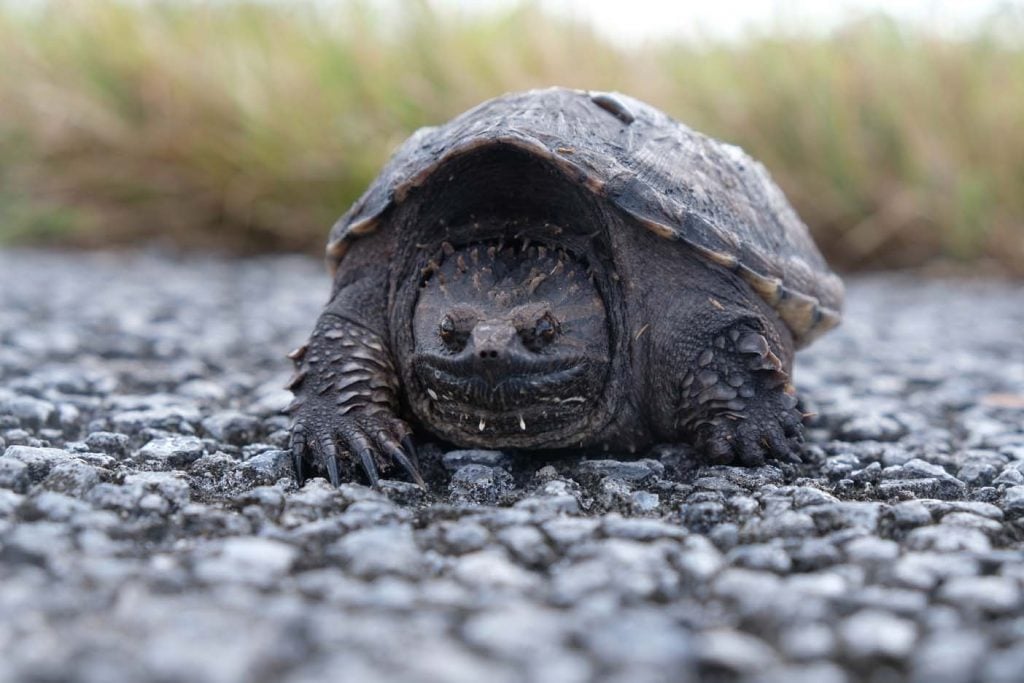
[327,87,843,347]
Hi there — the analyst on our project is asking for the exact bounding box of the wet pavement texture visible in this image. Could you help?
[1,249,1022,683]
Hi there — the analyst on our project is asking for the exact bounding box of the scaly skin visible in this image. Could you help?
[678,321,803,465]
[287,269,423,487]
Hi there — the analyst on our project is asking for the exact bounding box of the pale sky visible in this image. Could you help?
[435,0,1021,44]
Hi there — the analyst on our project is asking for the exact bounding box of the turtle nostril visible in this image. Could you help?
[479,350,499,360]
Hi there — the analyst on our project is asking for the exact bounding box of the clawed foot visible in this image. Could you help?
[290,411,425,488]
[695,391,805,466]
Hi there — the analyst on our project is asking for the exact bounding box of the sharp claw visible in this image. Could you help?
[291,410,419,489]
[401,434,421,470]
[357,450,380,488]
[345,429,380,488]
[290,428,306,486]
[384,440,426,488]
[293,446,306,486]
[319,436,341,487]
[325,457,341,487]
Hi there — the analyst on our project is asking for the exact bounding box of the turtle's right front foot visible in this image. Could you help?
[290,406,423,488]
[285,310,423,488]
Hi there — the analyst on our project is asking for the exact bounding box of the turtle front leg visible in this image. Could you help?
[675,320,804,466]
[287,277,423,488]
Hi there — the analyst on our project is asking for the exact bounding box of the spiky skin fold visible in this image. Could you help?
[289,148,804,484]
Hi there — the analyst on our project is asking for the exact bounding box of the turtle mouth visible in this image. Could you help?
[414,352,591,407]
[412,352,599,435]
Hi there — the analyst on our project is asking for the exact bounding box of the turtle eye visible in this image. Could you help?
[522,313,559,352]
[439,314,468,351]
[439,314,455,340]
[535,314,557,342]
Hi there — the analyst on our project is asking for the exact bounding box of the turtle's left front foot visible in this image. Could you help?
[682,323,804,466]
[694,388,804,466]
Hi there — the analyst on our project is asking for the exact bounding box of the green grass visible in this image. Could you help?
[1,1,1023,273]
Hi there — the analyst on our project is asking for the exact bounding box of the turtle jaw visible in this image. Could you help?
[411,352,607,448]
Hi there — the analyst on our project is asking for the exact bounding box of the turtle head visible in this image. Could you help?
[410,241,610,448]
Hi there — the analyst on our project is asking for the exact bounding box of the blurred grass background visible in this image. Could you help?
[1,0,1022,273]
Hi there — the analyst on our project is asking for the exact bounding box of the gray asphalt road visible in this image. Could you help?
[1,249,1022,683]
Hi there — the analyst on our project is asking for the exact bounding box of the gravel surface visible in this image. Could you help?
[1,249,1023,683]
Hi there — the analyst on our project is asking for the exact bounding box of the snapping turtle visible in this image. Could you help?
[287,87,843,486]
